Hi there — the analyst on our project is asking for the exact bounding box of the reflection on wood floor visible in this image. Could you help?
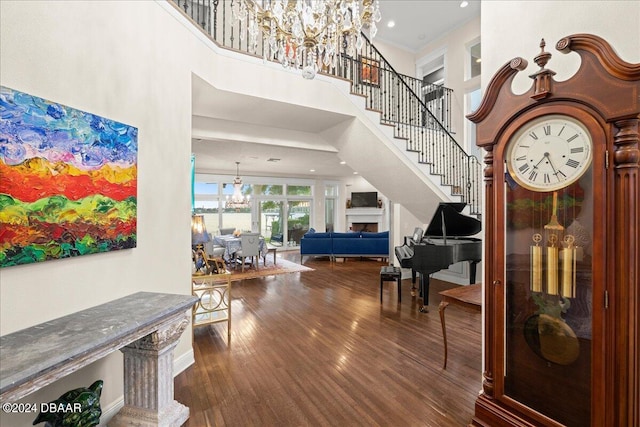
[175,253,482,427]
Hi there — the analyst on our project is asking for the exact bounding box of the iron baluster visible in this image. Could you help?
[212,0,218,40]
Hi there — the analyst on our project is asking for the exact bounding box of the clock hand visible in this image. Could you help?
[545,153,563,181]
[532,154,546,170]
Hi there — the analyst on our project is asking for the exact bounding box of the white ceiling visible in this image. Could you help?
[375,0,481,52]
[191,76,355,178]
[192,1,481,179]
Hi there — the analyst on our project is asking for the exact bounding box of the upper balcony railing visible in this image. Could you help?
[172,0,482,216]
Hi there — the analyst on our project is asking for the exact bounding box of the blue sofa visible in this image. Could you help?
[300,230,389,262]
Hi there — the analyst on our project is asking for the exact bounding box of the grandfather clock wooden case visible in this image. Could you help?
[467,34,639,427]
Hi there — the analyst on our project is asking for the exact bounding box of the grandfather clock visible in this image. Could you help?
[467,34,639,427]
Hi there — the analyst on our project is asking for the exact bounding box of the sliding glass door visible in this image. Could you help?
[258,200,284,246]
[194,175,316,246]
[287,200,310,247]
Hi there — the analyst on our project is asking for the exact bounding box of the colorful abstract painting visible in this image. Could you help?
[0,86,137,267]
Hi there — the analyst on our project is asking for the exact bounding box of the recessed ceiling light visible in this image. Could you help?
[353,171,358,175]
[460,1,469,8]
[387,20,395,28]
[310,169,315,172]
[340,161,346,165]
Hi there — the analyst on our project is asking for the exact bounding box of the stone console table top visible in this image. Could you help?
[0,291,198,402]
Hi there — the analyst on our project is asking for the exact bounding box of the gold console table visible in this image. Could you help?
[192,270,231,342]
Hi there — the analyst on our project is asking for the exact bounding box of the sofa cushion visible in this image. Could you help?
[303,232,331,239]
[300,232,332,257]
[360,231,389,239]
[332,232,360,239]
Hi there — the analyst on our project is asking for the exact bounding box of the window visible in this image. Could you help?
[253,184,283,195]
[194,175,316,244]
[325,184,338,232]
[286,185,311,196]
[465,87,483,160]
[468,40,481,79]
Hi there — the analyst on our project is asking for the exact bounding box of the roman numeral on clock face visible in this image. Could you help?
[519,163,530,173]
[566,159,580,168]
[543,125,551,136]
[567,134,579,142]
[570,147,584,154]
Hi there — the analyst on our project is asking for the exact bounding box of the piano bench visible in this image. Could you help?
[380,266,403,303]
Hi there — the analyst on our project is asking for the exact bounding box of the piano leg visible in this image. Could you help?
[411,269,417,296]
[469,261,479,285]
[419,273,430,313]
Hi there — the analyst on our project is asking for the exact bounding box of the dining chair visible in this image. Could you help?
[235,233,260,272]
[204,240,226,259]
[203,239,226,274]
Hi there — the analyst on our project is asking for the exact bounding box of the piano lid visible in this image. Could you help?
[424,203,481,237]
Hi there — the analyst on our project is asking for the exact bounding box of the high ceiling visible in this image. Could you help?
[375,0,481,52]
[192,0,481,179]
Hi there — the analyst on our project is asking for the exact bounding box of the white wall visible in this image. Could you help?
[415,16,481,140]
[371,38,417,76]
[0,4,416,423]
[481,1,640,93]
[0,1,196,425]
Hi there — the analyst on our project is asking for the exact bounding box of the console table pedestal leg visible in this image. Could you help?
[110,312,190,427]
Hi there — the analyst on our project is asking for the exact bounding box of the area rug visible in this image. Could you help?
[228,257,313,282]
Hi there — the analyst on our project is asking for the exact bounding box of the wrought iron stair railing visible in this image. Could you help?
[172,0,482,216]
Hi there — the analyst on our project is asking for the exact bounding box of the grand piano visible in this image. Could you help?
[395,202,481,312]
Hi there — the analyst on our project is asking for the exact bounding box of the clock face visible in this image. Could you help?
[506,115,593,192]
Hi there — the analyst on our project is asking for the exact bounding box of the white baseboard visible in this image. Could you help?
[99,348,195,426]
[99,397,124,426]
[173,348,196,376]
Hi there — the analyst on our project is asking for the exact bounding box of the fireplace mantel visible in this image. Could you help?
[346,208,383,217]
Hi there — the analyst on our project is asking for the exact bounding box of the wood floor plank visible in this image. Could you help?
[175,254,482,426]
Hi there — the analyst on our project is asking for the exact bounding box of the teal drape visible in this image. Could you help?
[191,153,195,214]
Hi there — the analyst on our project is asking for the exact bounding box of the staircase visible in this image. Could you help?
[173,0,482,217]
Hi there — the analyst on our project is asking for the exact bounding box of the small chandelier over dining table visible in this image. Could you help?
[234,0,382,79]
[226,162,251,210]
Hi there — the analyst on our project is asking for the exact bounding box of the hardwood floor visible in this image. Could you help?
[175,253,482,426]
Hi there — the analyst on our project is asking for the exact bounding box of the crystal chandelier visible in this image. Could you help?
[234,0,382,79]
[226,162,251,210]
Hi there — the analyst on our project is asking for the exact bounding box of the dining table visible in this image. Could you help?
[213,234,266,263]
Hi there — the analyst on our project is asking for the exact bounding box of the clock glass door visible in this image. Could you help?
[503,164,593,426]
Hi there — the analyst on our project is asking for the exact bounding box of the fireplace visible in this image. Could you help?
[351,223,378,232]
[345,207,385,232]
